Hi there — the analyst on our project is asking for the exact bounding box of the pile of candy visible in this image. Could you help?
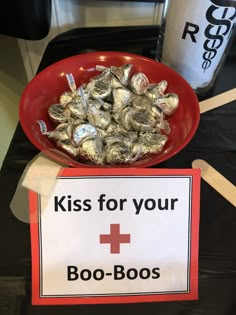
[42,64,179,165]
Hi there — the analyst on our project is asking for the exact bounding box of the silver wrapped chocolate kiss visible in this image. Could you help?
[154,93,179,116]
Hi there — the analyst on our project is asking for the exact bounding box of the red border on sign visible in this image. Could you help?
[29,168,200,305]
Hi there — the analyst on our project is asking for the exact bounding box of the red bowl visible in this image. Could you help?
[19,51,200,167]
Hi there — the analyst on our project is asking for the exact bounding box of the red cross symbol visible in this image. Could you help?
[100,224,131,254]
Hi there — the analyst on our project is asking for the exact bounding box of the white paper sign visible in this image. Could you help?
[30,168,200,305]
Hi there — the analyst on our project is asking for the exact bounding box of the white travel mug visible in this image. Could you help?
[157,0,236,94]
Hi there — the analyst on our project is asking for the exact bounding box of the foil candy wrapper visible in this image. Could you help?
[131,111,156,132]
[148,105,163,120]
[160,119,171,135]
[46,123,72,141]
[77,84,91,108]
[132,95,152,111]
[88,98,112,112]
[110,64,133,86]
[90,78,112,100]
[59,91,74,106]
[106,120,126,134]
[96,127,108,138]
[130,72,149,95]
[105,142,132,164]
[112,87,134,113]
[48,104,71,123]
[87,105,111,130]
[101,101,112,112]
[72,123,97,147]
[79,137,104,164]
[94,67,111,80]
[57,139,79,158]
[154,93,179,116]
[104,131,137,148]
[145,80,168,101]
[67,100,87,120]
[132,133,168,157]
[110,75,125,89]
[118,107,135,131]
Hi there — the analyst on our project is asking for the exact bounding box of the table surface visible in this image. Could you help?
[0,25,236,315]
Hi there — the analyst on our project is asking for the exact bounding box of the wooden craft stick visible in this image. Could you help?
[192,159,236,207]
[199,88,236,114]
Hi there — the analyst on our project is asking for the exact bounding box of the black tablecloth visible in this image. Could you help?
[0,25,236,315]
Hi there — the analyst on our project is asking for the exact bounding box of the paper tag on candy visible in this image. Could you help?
[37,120,48,135]
[66,73,77,92]
[96,65,108,71]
